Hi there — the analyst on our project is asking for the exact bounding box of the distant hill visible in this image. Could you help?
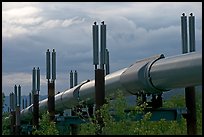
[2,86,202,113]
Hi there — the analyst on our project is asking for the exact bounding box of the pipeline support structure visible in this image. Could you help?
[18,15,201,135]
[20,51,202,119]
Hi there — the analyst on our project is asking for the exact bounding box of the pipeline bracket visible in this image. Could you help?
[73,80,90,101]
[145,54,169,94]
[120,54,165,95]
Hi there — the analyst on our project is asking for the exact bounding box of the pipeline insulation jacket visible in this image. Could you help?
[20,52,202,119]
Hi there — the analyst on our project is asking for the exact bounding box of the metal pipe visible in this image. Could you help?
[46,49,50,80]
[20,52,202,118]
[70,70,73,88]
[93,22,99,68]
[105,49,110,75]
[150,52,202,90]
[11,92,14,111]
[32,67,36,94]
[37,67,40,92]
[52,49,56,81]
[14,85,17,108]
[74,70,78,86]
[100,21,106,69]
[189,13,195,52]
[18,85,21,108]
[181,13,188,53]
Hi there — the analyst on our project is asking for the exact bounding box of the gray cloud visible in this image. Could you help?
[2,2,202,96]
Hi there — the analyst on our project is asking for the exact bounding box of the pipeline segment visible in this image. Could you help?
[20,52,202,119]
[150,52,201,90]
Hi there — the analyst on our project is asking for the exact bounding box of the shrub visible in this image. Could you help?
[32,111,59,135]
[78,90,202,135]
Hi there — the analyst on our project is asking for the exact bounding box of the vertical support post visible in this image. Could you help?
[33,93,39,129]
[105,49,110,75]
[185,87,196,135]
[74,70,78,86]
[10,110,16,135]
[185,13,197,135]
[136,94,141,106]
[157,93,163,108]
[151,94,157,108]
[141,93,146,103]
[100,21,106,69]
[29,93,32,106]
[181,12,197,135]
[46,48,50,120]
[10,92,15,135]
[15,106,20,135]
[22,98,25,109]
[70,110,79,135]
[70,70,73,88]
[32,67,39,130]
[25,98,28,108]
[87,104,94,118]
[46,49,51,123]
[95,70,105,107]
[71,125,78,135]
[18,85,21,108]
[92,21,106,134]
[9,93,12,111]
[16,85,21,135]
[47,49,56,122]
[14,85,17,109]
[48,81,55,121]
[95,69,105,134]
[70,70,78,135]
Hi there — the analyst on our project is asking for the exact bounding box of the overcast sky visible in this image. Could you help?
[2,2,202,96]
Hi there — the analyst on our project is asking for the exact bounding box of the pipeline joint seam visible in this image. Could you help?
[145,54,169,93]
[60,80,90,108]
